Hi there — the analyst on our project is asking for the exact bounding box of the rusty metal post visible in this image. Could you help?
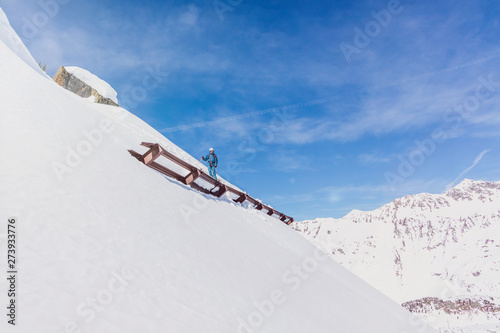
[183,168,201,185]
[141,143,163,166]
[128,150,143,160]
[212,184,228,198]
[234,193,247,203]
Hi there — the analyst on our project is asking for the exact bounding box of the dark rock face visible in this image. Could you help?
[403,296,500,317]
[53,66,119,107]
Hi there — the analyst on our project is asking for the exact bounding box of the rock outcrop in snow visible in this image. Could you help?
[403,296,500,318]
[292,179,500,333]
[53,65,119,106]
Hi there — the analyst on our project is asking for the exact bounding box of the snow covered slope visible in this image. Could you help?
[0,8,436,333]
[0,8,44,76]
[65,66,118,104]
[292,180,500,333]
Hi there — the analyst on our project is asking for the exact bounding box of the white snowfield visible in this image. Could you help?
[0,8,436,333]
[293,179,500,333]
[65,66,119,104]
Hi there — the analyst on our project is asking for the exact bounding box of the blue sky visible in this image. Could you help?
[3,0,500,220]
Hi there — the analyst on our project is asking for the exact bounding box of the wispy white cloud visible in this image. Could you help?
[178,5,200,26]
[269,150,316,173]
[358,152,392,164]
[15,0,499,150]
[446,149,491,190]
[318,184,389,202]
[269,193,316,204]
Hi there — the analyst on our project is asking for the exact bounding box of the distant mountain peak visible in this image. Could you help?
[293,179,500,332]
[445,179,500,202]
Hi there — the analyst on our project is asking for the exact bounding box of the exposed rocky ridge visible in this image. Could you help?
[292,179,500,333]
[53,66,119,106]
[403,296,500,332]
[403,296,500,317]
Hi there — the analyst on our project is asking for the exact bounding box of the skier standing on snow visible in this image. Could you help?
[201,148,218,180]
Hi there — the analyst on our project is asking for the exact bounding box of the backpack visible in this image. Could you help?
[209,153,217,166]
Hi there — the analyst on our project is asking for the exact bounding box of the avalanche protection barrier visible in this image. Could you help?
[129,142,294,225]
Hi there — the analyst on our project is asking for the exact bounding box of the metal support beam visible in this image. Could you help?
[183,168,201,185]
[189,182,212,195]
[141,143,163,166]
[149,162,184,182]
[212,184,228,198]
[128,150,142,161]
[234,193,247,203]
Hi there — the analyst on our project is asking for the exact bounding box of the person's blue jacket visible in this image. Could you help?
[202,152,218,167]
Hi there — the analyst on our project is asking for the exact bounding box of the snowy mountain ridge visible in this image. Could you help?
[292,179,500,332]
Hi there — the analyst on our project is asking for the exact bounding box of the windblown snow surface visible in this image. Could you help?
[0,8,436,333]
